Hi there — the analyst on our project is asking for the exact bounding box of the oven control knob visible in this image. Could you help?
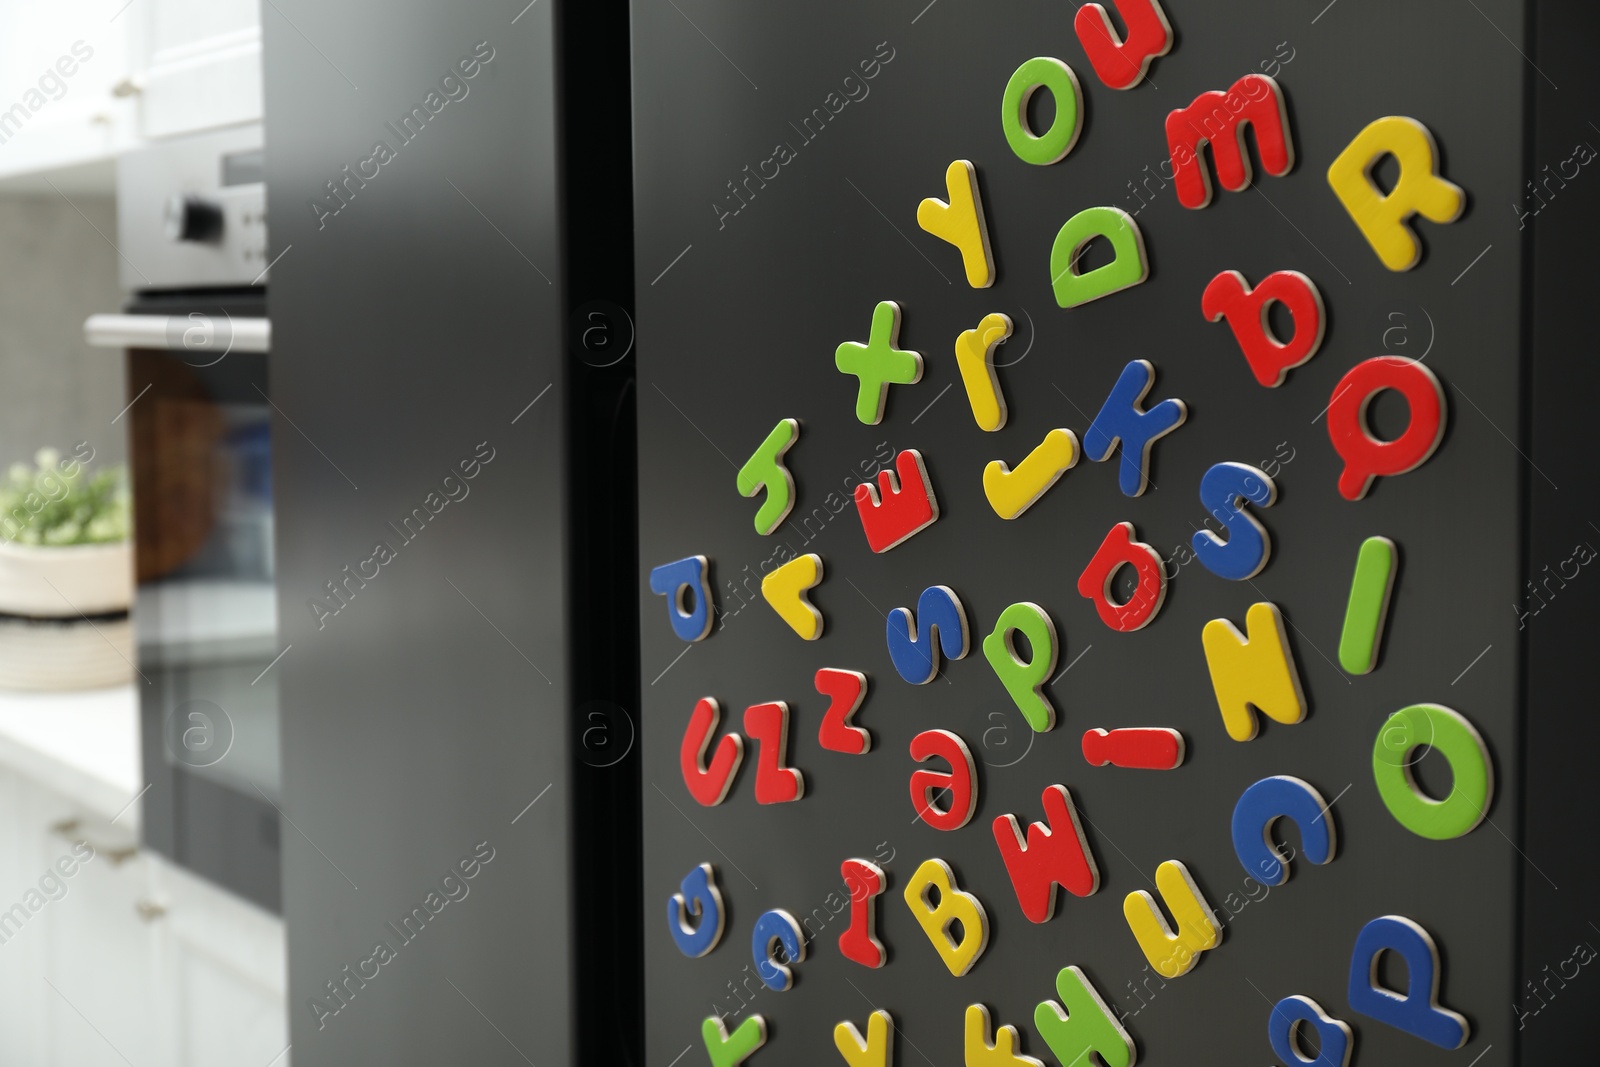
[164,195,224,243]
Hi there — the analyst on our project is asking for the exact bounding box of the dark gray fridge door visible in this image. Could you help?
[262,3,620,1062]
[632,1,1541,1064]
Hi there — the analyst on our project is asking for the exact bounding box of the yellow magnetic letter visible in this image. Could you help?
[918,160,996,288]
[954,313,1012,431]
[1327,116,1464,271]
[761,553,825,641]
[1122,860,1220,978]
[834,1009,894,1067]
[965,1004,1043,1067]
[1201,602,1306,741]
[983,429,1078,520]
[903,858,990,977]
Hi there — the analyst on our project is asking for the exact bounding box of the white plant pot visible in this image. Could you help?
[0,540,133,618]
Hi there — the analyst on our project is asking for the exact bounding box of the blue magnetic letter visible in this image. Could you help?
[751,909,805,991]
[649,554,714,642]
[886,585,969,684]
[1082,360,1187,496]
[1192,462,1276,580]
[667,862,725,958]
[1231,775,1335,886]
[1348,915,1470,1049]
[1268,995,1353,1067]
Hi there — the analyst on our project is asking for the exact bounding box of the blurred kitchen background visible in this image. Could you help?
[0,1,287,1064]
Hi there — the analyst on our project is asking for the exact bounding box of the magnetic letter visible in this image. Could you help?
[743,701,804,804]
[909,729,977,830]
[703,1015,767,1067]
[839,858,887,968]
[855,449,940,552]
[984,429,1079,519]
[1166,74,1294,209]
[751,908,806,991]
[760,553,825,640]
[903,858,989,976]
[1201,269,1325,387]
[649,554,715,642]
[680,697,744,806]
[1348,915,1470,1049]
[1371,703,1492,840]
[1001,58,1083,165]
[834,1009,894,1067]
[1082,360,1187,496]
[981,602,1059,732]
[1033,966,1136,1067]
[1050,207,1148,308]
[992,785,1100,922]
[966,1004,1044,1067]
[1230,776,1336,886]
[1268,995,1353,1067]
[816,668,871,754]
[1123,860,1221,978]
[1077,521,1167,631]
[1202,602,1307,741]
[1074,0,1172,90]
[954,313,1013,432]
[736,419,799,536]
[1327,357,1446,501]
[836,301,923,425]
[1339,536,1397,674]
[1081,727,1184,770]
[667,862,726,958]
[1192,462,1277,581]
[887,585,970,684]
[1328,116,1464,271]
[917,160,996,288]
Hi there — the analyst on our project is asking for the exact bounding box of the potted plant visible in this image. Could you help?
[0,446,133,689]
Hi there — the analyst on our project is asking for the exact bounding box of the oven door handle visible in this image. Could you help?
[83,313,271,354]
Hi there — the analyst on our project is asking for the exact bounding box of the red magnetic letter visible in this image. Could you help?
[1327,356,1447,501]
[743,701,804,804]
[909,728,977,831]
[838,858,887,968]
[1082,727,1186,769]
[1165,73,1293,209]
[992,785,1101,922]
[680,697,744,806]
[1074,0,1173,90]
[854,449,940,553]
[815,668,870,754]
[1202,269,1325,387]
[1076,521,1167,631]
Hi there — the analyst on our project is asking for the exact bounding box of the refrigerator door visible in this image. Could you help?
[632,1,1526,1063]
[262,2,637,1062]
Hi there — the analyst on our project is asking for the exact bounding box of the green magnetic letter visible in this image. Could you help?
[703,1015,766,1067]
[1338,536,1396,674]
[736,418,799,536]
[1034,966,1134,1067]
[982,601,1059,732]
[1372,704,1493,840]
[835,301,922,425]
[1050,206,1148,309]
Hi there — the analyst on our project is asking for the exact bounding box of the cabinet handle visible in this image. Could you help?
[49,819,138,867]
[134,899,168,923]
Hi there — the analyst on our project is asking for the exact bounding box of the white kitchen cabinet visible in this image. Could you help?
[0,689,287,1067]
[0,2,140,184]
[0,0,262,186]
[123,0,263,140]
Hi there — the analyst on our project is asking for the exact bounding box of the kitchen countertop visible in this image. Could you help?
[0,685,141,825]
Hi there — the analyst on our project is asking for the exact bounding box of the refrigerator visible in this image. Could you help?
[630,1,1599,1065]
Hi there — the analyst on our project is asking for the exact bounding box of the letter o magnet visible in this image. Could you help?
[1327,357,1446,501]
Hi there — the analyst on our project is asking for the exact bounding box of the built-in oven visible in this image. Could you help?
[85,124,281,913]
